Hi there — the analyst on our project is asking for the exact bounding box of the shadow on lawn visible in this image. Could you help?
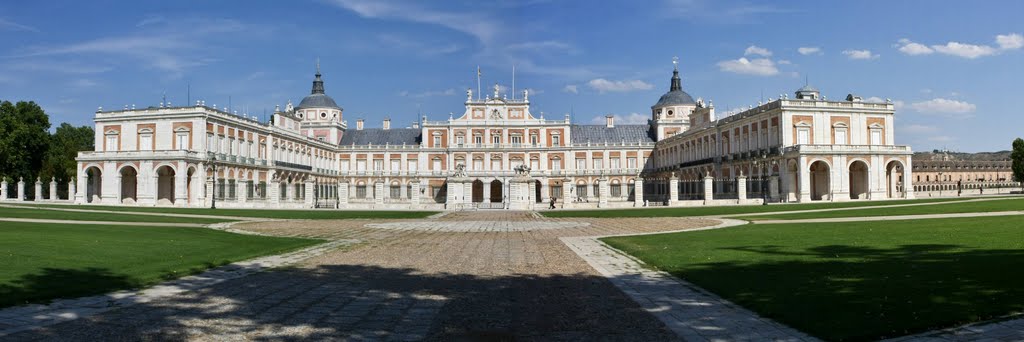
[0,268,138,308]
[5,264,677,341]
[677,243,1024,341]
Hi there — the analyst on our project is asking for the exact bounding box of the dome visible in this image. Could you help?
[797,85,819,93]
[652,67,696,108]
[653,89,696,108]
[296,64,342,111]
[297,93,341,110]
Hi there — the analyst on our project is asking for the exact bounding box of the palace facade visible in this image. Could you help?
[71,62,915,210]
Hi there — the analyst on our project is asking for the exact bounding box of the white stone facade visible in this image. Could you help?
[72,63,913,209]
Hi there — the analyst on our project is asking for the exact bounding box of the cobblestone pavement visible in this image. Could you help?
[6,211,730,341]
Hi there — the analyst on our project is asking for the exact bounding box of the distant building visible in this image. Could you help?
[73,60,914,209]
[911,151,1016,194]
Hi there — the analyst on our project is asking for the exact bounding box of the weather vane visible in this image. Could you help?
[672,56,679,69]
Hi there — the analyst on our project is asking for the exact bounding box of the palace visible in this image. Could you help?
[70,61,915,210]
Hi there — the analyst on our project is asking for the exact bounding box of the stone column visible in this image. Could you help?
[446,179,460,208]
[338,181,349,205]
[539,178,549,203]
[33,177,42,201]
[68,179,76,202]
[409,180,420,205]
[269,179,280,205]
[561,178,571,208]
[769,175,779,200]
[598,177,609,208]
[737,174,747,202]
[703,174,714,204]
[238,180,249,205]
[49,177,57,201]
[374,181,384,205]
[904,155,916,199]
[17,177,26,201]
[528,179,537,209]
[76,165,87,204]
[463,181,473,206]
[305,179,316,208]
[633,177,644,207]
[798,157,811,202]
[668,174,679,206]
[0,178,7,200]
[205,178,215,207]
[174,162,187,207]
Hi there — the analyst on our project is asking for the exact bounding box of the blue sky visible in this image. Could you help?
[1,0,1022,152]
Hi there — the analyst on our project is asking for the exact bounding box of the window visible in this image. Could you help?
[510,135,522,145]
[139,134,153,151]
[593,183,600,198]
[356,183,367,198]
[834,129,847,145]
[105,134,118,151]
[576,184,588,198]
[492,135,501,144]
[356,159,366,172]
[611,182,622,197]
[797,128,810,145]
[870,130,882,145]
[373,160,383,171]
[530,134,539,145]
[340,160,350,171]
[432,158,442,171]
[530,158,539,170]
[474,135,483,144]
[390,184,401,199]
[511,158,523,169]
[456,135,465,145]
[407,184,414,199]
[593,159,604,170]
[552,157,561,171]
[473,158,483,170]
[627,157,637,169]
[390,159,400,171]
[576,158,586,170]
[433,136,441,147]
[408,160,417,172]
[176,133,188,150]
[610,158,620,170]
[551,184,563,198]
[207,134,216,152]
[551,134,560,146]
[491,159,501,170]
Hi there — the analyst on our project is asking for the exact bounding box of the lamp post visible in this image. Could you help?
[761,153,769,205]
[207,152,218,209]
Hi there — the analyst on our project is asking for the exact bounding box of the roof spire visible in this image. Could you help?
[670,57,682,92]
[311,58,325,95]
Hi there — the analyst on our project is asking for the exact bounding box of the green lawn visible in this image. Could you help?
[542,197,968,218]
[0,222,321,308]
[0,206,234,224]
[745,197,1024,220]
[11,203,438,220]
[602,216,1024,341]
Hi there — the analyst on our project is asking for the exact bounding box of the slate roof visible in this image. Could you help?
[340,128,421,146]
[653,90,696,108]
[570,124,655,144]
[297,93,341,110]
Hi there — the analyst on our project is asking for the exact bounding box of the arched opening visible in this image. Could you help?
[119,166,137,204]
[85,166,102,203]
[535,180,542,203]
[472,180,484,203]
[886,160,905,199]
[849,160,869,199]
[809,160,831,201]
[156,165,176,205]
[489,180,502,203]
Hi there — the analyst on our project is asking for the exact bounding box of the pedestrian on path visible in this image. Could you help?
[549,197,557,209]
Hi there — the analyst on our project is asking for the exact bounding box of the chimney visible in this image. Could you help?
[356,118,364,131]
[382,117,391,130]
[605,115,615,128]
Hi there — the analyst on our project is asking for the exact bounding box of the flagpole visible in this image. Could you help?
[512,64,516,100]
[476,66,481,101]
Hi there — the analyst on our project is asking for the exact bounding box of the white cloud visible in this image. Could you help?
[590,113,648,125]
[909,98,976,114]
[903,124,939,134]
[376,33,460,55]
[506,40,576,53]
[797,47,822,55]
[777,59,791,65]
[931,42,997,59]
[716,57,779,76]
[69,79,99,88]
[744,45,772,57]
[996,33,1024,50]
[562,85,578,94]
[400,88,457,98]
[329,0,498,44]
[587,78,653,93]
[842,49,879,60]
[864,96,885,103]
[0,18,39,32]
[895,38,934,55]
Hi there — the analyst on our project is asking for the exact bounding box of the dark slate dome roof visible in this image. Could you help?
[652,67,696,108]
[297,93,341,110]
[296,68,342,110]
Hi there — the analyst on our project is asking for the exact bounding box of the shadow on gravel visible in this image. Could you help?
[8,265,678,341]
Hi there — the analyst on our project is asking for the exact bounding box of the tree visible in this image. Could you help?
[1012,138,1024,191]
[0,101,51,199]
[41,123,95,199]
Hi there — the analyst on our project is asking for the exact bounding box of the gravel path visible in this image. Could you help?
[5,211,720,341]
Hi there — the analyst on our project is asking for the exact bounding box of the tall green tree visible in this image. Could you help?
[41,123,95,198]
[1012,138,1024,191]
[0,101,51,198]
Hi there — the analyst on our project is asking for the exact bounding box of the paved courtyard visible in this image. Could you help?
[4,211,733,341]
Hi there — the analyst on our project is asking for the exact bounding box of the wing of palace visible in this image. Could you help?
[67,61,916,210]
